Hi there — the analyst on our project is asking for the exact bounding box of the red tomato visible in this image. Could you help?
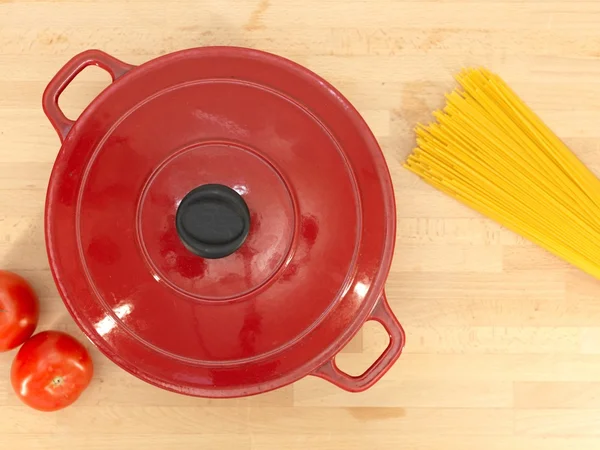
[0,270,39,351]
[11,331,93,411]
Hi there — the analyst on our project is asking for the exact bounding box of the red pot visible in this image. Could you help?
[42,47,404,398]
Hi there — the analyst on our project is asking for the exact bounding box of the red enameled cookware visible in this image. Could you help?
[42,47,405,398]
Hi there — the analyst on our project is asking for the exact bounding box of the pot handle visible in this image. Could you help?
[42,49,134,143]
[311,292,405,392]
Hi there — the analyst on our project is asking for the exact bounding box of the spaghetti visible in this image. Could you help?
[404,68,600,279]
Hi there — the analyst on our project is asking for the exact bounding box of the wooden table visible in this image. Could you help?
[2,0,600,448]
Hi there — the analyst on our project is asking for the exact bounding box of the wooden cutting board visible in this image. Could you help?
[1,0,600,448]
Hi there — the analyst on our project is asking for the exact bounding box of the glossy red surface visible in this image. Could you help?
[43,48,404,397]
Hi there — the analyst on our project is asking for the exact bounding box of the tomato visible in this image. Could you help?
[0,270,39,351]
[11,331,93,411]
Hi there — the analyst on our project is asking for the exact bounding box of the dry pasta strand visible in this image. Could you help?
[404,68,600,279]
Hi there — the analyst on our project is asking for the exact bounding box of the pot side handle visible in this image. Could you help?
[42,49,134,143]
[311,292,405,392]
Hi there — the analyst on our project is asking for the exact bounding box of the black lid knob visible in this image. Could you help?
[175,184,250,259]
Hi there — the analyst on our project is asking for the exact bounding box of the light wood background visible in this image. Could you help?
[2,0,600,449]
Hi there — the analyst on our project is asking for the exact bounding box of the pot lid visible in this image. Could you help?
[43,48,398,397]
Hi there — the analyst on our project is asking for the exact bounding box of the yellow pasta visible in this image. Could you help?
[404,68,600,279]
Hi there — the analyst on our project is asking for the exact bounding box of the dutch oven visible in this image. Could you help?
[42,47,405,398]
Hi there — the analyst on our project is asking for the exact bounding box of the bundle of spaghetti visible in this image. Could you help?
[404,68,600,279]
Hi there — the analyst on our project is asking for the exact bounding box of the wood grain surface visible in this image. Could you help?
[2,0,600,448]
